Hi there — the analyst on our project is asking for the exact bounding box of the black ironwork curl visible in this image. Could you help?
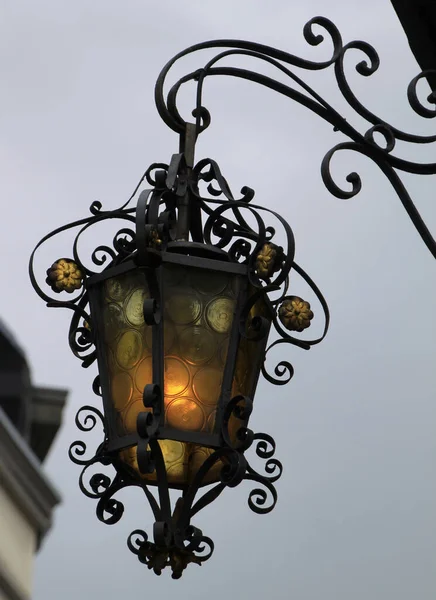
[137,384,162,474]
[30,130,321,575]
[95,475,127,525]
[30,117,320,581]
[29,210,140,372]
[242,433,283,514]
[247,434,283,484]
[127,527,214,579]
[32,13,436,579]
[75,405,105,433]
[245,476,278,514]
[68,406,106,466]
[408,71,436,120]
[154,16,436,258]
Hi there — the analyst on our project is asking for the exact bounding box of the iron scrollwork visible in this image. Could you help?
[30,148,306,577]
[68,383,283,578]
[27,19,333,579]
[155,15,436,259]
[29,14,436,578]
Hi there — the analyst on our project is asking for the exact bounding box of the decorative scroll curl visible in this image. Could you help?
[39,13,436,580]
[154,16,436,258]
[30,131,324,576]
[68,406,106,466]
[124,396,283,578]
[67,380,283,579]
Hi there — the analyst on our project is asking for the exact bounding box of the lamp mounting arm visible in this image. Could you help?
[154,15,436,259]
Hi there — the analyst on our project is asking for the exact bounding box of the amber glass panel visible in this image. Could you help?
[115,264,239,487]
[99,271,193,486]
[160,264,237,485]
[162,263,237,436]
[102,267,270,488]
[228,292,271,442]
[99,270,152,436]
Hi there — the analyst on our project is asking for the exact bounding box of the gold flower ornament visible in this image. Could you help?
[255,243,283,280]
[279,296,314,332]
[46,258,84,293]
[148,228,162,250]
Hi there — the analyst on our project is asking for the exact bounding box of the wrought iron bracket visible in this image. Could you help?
[154,16,436,259]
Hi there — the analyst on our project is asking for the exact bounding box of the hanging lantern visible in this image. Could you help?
[30,149,329,578]
[28,10,436,580]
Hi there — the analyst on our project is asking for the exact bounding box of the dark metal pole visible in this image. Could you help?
[176,123,197,241]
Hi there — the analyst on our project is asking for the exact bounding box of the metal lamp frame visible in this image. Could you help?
[29,15,435,579]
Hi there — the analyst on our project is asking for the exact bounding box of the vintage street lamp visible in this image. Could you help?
[30,16,436,579]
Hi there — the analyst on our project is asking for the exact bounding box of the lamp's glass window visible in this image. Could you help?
[99,263,240,487]
[98,262,271,488]
[101,270,152,437]
[161,263,238,436]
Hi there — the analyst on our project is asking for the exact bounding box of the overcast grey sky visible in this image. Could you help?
[1,0,435,598]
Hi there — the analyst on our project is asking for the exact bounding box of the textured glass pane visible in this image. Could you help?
[229,292,271,441]
[232,291,270,397]
[100,270,152,437]
[159,264,237,485]
[120,440,189,487]
[161,263,237,439]
[103,263,247,487]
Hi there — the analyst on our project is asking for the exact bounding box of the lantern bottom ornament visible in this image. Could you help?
[73,396,282,579]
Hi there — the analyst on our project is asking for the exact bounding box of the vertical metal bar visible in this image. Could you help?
[176,123,197,241]
[179,122,196,168]
[214,272,248,440]
[149,438,172,524]
[88,284,117,441]
[150,266,165,429]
